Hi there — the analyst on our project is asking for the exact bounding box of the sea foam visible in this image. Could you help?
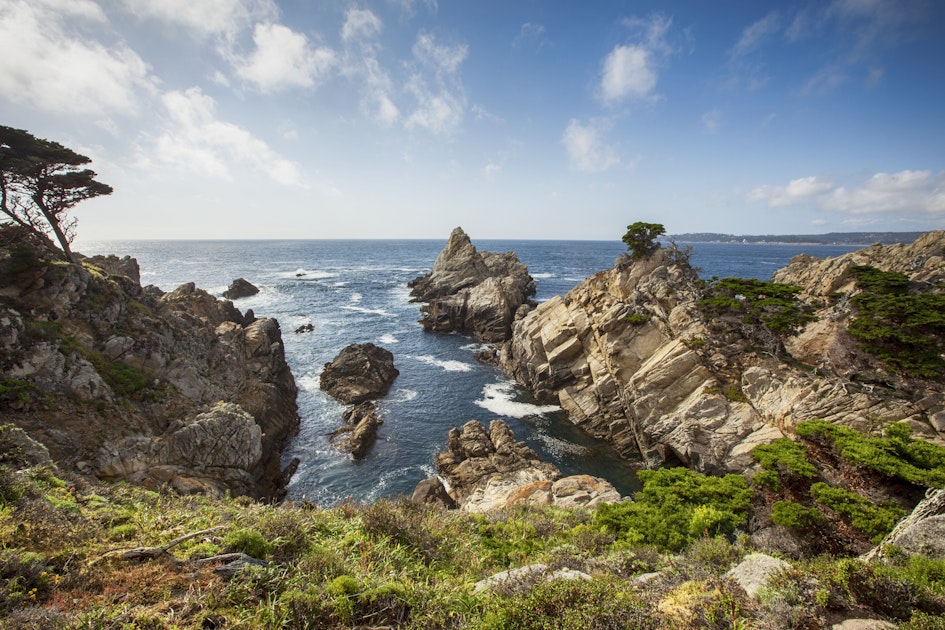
[411,355,474,372]
[475,381,560,418]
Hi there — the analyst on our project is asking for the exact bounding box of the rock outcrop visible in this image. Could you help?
[319,343,399,404]
[420,419,621,512]
[0,241,299,499]
[331,402,383,458]
[408,227,536,342]
[223,277,260,300]
[498,235,945,475]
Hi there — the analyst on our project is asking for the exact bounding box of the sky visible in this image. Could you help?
[2,0,944,242]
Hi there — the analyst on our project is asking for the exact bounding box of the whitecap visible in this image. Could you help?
[411,355,474,372]
[341,305,395,317]
[531,272,554,279]
[390,388,418,403]
[461,342,494,353]
[378,334,399,344]
[297,373,322,393]
[474,381,560,418]
[282,268,337,280]
[350,292,363,303]
[535,434,590,457]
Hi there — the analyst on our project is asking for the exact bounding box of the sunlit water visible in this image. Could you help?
[78,239,858,504]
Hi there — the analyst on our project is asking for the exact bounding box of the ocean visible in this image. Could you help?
[77,238,859,504]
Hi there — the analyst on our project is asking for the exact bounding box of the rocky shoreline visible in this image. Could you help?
[0,242,299,499]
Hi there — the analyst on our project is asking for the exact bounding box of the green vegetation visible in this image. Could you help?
[2,446,945,627]
[624,313,650,326]
[844,265,945,378]
[810,483,907,543]
[621,221,665,260]
[751,438,818,491]
[594,467,751,551]
[698,277,817,336]
[797,419,945,488]
[771,500,823,528]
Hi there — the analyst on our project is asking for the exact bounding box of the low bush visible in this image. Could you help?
[771,500,823,529]
[810,483,906,543]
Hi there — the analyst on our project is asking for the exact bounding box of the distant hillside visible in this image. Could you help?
[669,231,927,245]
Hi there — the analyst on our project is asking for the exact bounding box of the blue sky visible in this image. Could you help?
[2,0,943,241]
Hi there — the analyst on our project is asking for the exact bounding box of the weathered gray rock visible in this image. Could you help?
[408,227,535,342]
[83,254,141,284]
[725,553,790,599]
[864,488,945,561]
[320,343,399,404]
[0,424,52,468]
[223,278,259,300]
[95,402,263,497]
[473,563,592,594]
[831,620,896,630]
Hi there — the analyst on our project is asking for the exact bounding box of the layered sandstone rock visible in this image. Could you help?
[419,419,621,512]
[408,227,536,342]
[0,245,299,499]
[499,235,945,475]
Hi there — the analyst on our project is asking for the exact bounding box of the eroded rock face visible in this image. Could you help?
[421,419,621,512]
[320,343,399,404]
[0,247,299,499]
[408,227,536,342]
[498,235,945,476]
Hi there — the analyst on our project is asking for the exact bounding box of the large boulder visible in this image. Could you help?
[320,343,399,404]
[408,227,536,342]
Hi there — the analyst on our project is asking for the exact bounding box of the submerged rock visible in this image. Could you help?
[320,343,399,404]
[408,227,535,342]
[332,401,383,459]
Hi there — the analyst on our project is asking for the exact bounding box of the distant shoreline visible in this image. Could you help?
[668,231,926,247]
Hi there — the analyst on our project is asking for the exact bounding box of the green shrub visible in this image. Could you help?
[751,438,818,491]
[698,277,816,335]
[624,313,650,326]
[810,483,906,543]
[594,467,751,551]
[846,265,945,377]
[771,501,823,528]
[797,419,945,488]
[223,527,272,558]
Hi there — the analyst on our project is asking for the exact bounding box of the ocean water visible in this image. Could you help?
[78,238,859,504]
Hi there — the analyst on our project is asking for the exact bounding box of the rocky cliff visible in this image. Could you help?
[408,227,535,342]
[0,236,299,499]
[498,234,945,475]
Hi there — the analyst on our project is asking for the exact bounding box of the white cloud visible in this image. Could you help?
[598,14,674,106]
[404,32,468,134]
[122,0,277,40]
[730,12,781,60]
[338,10,399,126]
[386,0,438,15]
[412,32,468,77]
[600,45,656,105]
[0,0,154,116]
[827,170,945,214]
[342,8,382,43]
[747,170,945,217]
[561,119,619,173]
[701,109,723,133]
[513,22,547,48]
[747,176,835,207]
[235,23,336,92]
[152,87,302,186]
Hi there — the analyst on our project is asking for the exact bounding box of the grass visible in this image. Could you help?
[2,446,945,628]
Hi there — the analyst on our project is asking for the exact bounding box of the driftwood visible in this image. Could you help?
[103,525,226,562]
